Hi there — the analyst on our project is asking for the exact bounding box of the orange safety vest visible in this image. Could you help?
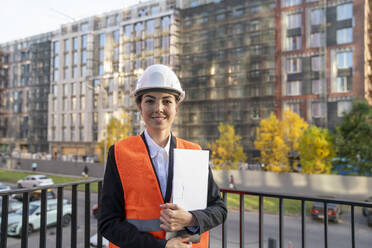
[110,135,209,248]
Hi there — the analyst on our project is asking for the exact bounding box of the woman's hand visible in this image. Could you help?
[160,203,196,232]
[165,236,192,248]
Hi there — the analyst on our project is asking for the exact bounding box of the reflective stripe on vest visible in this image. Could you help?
[127,218,162,232]
[111,135,209,248]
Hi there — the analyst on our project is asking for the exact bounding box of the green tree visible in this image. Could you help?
[209,123,246,169]
[98,111,133,163]
[255,113,289,172]
[335,100,372,175]
[298,125,334,174]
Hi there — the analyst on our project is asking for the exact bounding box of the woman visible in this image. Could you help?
[99,64,227,248]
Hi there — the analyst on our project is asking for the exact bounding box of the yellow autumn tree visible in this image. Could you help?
[209,123,247,169]
[255,113,289,172]
[282,110,308,171]
[98,111,132,163]
[298,125,334,174]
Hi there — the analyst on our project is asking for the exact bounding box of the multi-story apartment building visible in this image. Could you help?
[177,0,276,157]
[48,0,181,158]
[278,0,372,129]
[0,33,52,153]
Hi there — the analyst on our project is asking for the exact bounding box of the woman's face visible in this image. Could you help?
[137,91,178,134]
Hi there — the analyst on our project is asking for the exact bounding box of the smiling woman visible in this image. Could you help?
[98,64,227,248]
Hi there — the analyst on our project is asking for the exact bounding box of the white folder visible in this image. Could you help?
[172,149,209,211]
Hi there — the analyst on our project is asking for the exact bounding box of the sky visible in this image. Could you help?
[0,0,141,44]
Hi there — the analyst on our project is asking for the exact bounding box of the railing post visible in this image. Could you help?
[301,200,306,248]
[39,189,47,248]
[21,192,30,248]
[222,191,227,248]
[97,181,103,248]
[1,195,9,248]
[259,196,264,248]
[279,198,283,248]
[323,202,328,248]
[240,193,245,248]
[71,184,78,248]
[351,205,355,248]
[56,187,63,248]
[85,183,91,248]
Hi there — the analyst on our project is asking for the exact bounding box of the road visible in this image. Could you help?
[2,182,372,247]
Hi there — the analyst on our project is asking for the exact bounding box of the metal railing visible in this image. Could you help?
[2,182,372,248]
[0,178,103,248]
[220,188,372,248]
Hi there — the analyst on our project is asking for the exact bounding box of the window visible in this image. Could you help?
[287,58,302,73]
[53,41,59,54]
[337,3,353,21]
[337,51,352,68]
[73,52,78,65]
[286,81,301,96]
[336,77,351,92]
[124,43,132,55]
[285,102,300,115]
[64,54,69,67]
[99,33,105,47]
[124,25,133,38]
[162,36,170,49]
[287,13,301,29]
[151,5,160,14]
[337,101,352,117]
[64,39,69,51]
[53,56,59,69]
[286,36,302,50]
[72,37,78,50]
[135,22,143,36]
[146,20,155,35]
[312,102,325,118]
[282,0,301,7]
[337,28,353,44]
[161,16,171,31]
[312,79,324,94]
[310,33,325,48]
[113,30,120,44]
[311,56,324,71]
[146,38,154,51]
[311,9,325,25]
[81,35,87,49]
[81,50,87,64]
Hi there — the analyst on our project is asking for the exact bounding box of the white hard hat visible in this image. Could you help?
[131,64,185,102]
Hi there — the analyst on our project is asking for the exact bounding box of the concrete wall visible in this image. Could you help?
[213,170,372,201]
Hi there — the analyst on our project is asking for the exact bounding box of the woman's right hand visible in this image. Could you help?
[165,236,192,248]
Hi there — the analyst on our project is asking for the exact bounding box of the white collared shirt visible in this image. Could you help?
[144,129,171,198]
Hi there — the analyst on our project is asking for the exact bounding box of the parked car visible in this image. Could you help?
[90,232,109,247]
[7,198,72,237]
[362,196,372,216]
[311,202,341,223]
[0,182,11,192]
[12,189,56,202]
[16,175,54,188]
[0,198,22,215]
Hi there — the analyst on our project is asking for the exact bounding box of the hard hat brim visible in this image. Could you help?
[131,87,185,102]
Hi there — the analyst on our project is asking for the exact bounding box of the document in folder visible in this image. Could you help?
[172,149,209,211]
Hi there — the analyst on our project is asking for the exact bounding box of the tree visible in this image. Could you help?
[98,111,133,163]
[335,100,372,175]
[255,113,289,172]
[209,123,246,170]
[282,110,308,171]
[298,125,334,174]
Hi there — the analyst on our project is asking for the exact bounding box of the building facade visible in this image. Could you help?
[177,0,276,158]
[0,33,52,153]
[278,0,372,129]
[48,0,181,158]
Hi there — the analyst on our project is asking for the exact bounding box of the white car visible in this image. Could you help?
[0,182,11,192]
[16,175,54,188]
[7,199,72,237]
